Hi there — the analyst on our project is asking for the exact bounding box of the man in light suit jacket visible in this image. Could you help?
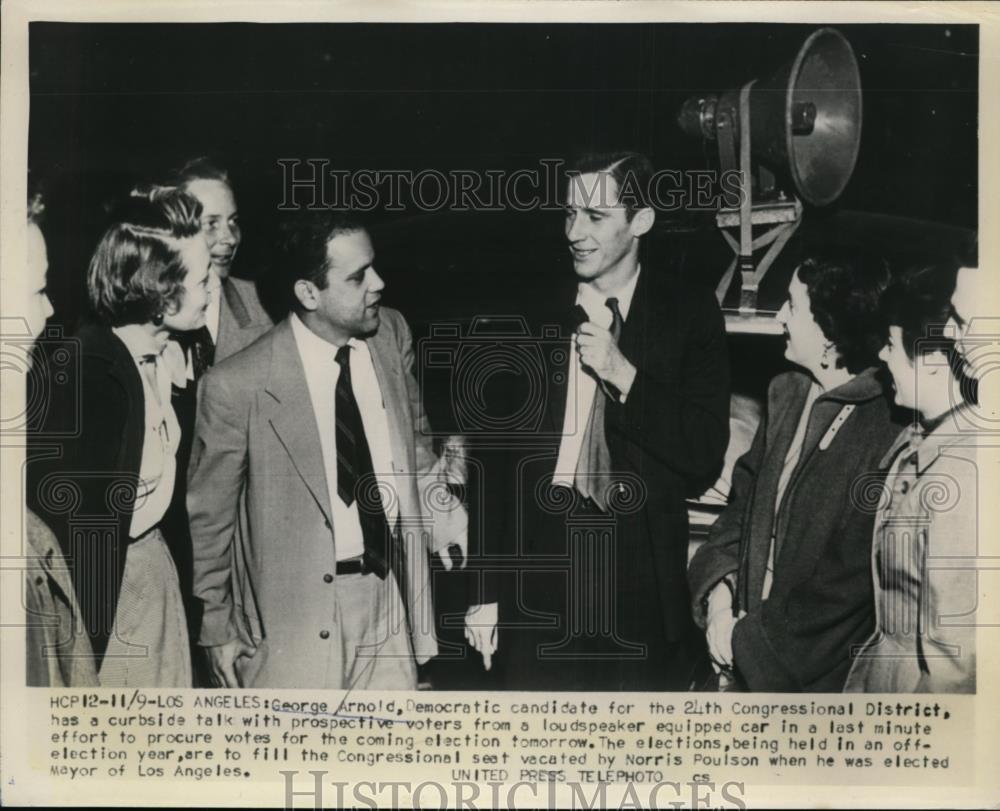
[175,158,274,365]
[161,161,273,684]
[188,211,467,689]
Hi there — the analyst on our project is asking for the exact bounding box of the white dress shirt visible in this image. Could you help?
[112,325,185,538]
[290,312,399,561]
[205,268,223,344]
[552,268,640,486]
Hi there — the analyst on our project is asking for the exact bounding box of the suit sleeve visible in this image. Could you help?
[614,285,730,486]
[187,368,249,647]
[394,312,468,553]
[687,404,767,626]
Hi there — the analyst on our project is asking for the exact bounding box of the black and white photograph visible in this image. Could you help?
[2,1,998,808]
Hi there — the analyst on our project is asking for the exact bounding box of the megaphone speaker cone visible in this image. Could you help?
[752,27,862,206]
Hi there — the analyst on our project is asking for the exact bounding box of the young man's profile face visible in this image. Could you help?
[563,172,643,285]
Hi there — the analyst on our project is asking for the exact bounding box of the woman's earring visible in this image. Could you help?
[819,344,832,370]
[152,312,164,327]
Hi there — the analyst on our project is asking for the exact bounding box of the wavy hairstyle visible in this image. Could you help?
[797,250,892,374]
[566,151,655,221]
[87,188,202,326]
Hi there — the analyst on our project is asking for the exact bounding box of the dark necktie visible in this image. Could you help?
[574,297,624,511]
[334,344,389,578]
[190,326,216,379]
[173,326,215,381]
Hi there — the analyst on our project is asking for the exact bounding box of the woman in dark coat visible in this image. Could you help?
[688,251,904,692]
[30,189,211,687]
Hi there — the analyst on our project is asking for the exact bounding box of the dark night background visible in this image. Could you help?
[30,22,977,325]
[28,22,978,687]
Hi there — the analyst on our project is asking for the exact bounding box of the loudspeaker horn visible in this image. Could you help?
[679,27,862,207]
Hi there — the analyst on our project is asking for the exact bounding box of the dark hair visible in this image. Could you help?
[566,151,654,221]
[880,263,959,362]
[87,189,203,326]
[796,251,891,374]
[880,262,975,405]
[170,156,231,188]
[277,210,367,311]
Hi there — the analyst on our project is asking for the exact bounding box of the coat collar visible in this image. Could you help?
[365,316,409,475]
[262,319,333,523]
[878,403,975,473]
[815,366,886,405]
[76,322,142,383]
[261,315,410,526]
[222,277,253,330]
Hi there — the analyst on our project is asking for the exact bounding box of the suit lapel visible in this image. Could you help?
[544,306,579,435]
[223,278,253,329]
[262,320,333,525]
[217,278,253,359]
[618,268,651,371]
[743,374,810,604]
[542,274,584,434]
[367,327,410,475]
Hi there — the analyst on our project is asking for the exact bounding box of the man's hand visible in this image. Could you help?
[205,638,255,688]
[705,581,745,670]
[440,434,468,486]
[464,602,498,671]
[433,434,468,571]
[576,322,636,397]
[436,536,467,571]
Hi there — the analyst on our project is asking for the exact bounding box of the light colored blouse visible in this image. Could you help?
[111,325,185,538]
[844,408,979,693]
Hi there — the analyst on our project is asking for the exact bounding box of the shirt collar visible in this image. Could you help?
[290,311,363,367]
[576,266,641,324]
[112,324,187,388]
[879,404,975,474]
